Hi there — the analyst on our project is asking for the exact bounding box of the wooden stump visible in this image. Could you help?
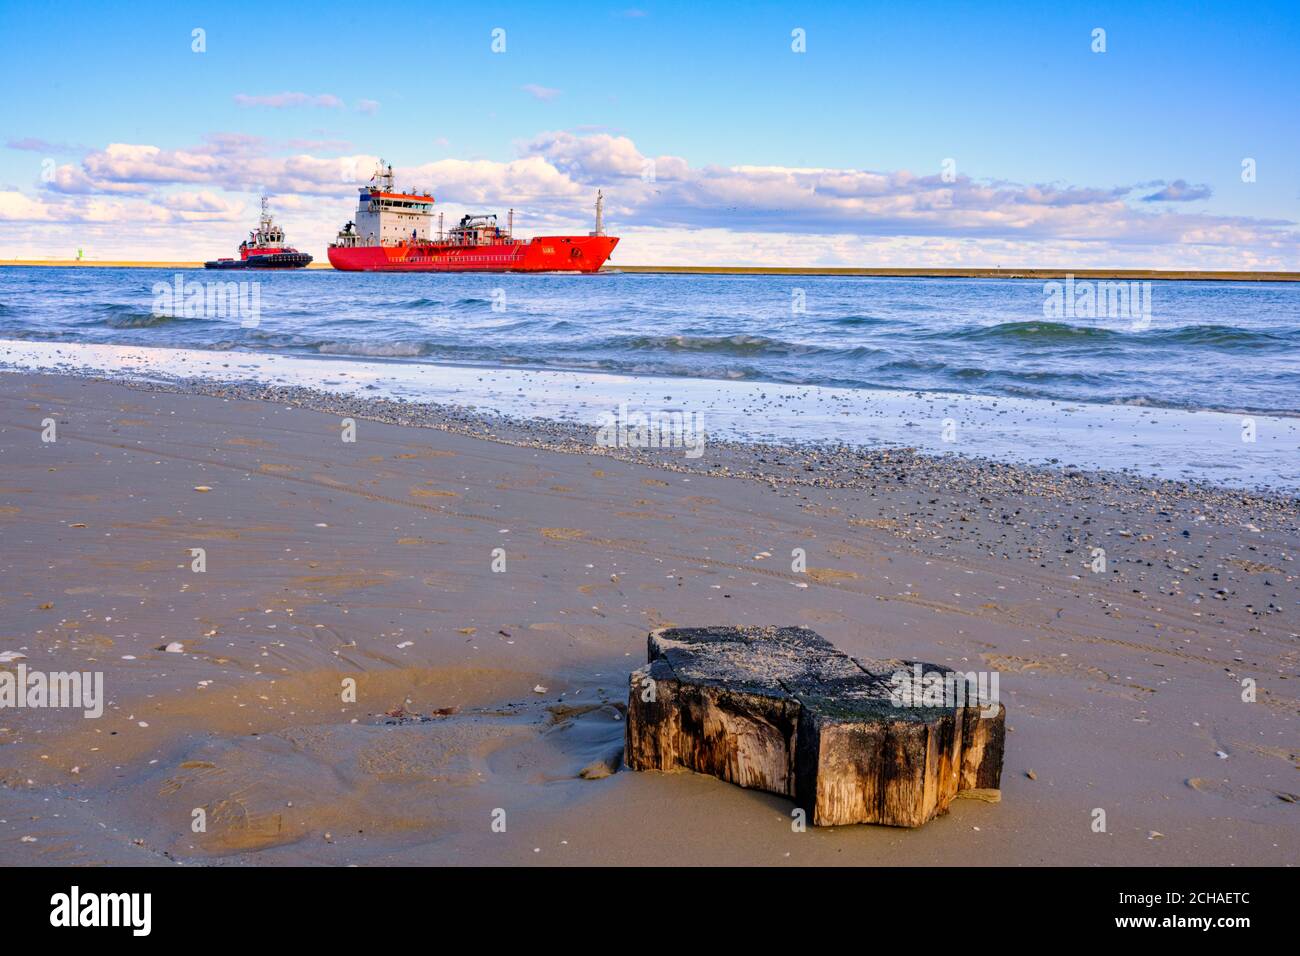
[625,626,1005,827]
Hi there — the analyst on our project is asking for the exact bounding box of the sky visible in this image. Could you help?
[1,0,1297,267]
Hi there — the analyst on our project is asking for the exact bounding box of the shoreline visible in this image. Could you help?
[14,364,1300,514]
[0,259,334,270]
[0,369,1294,865]
[3,339,1298,493]
[3,259,1298,281]
[610,266,1300,282]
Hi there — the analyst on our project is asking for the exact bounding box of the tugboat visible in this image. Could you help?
[327,161,616,272]
[205,197,313,270]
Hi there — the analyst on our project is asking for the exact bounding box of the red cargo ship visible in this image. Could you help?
[205,196,313,269]
[327,162,617,273]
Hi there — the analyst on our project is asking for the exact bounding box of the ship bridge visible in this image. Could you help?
[352,162,435,245]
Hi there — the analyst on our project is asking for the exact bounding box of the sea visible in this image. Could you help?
[1,267,1297,490]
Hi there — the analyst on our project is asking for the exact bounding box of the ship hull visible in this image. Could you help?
[327,236,618,273]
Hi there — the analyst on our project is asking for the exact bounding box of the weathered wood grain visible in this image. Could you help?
[625,626,1005,827]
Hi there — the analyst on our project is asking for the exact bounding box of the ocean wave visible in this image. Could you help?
[535,356,768,382]
[316,341,428,357]
[3,270,1296,417]
[614,333,811,356]
[944,321,1121,342]
[598,334,893,363]
[874,358,1106,387]
[381,295,493,310]
[1147,324,1296,346]
[871,358,949,373]
[944,319,1295,349]
[104,311,194,329]
[827,314,888,327]
[76,302,208,329]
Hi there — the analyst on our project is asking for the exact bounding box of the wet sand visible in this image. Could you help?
[0,371,1295,865]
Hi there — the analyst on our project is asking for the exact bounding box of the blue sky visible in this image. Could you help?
[1,0,1297,265]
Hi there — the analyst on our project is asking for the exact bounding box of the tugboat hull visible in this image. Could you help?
[204,252,314,270]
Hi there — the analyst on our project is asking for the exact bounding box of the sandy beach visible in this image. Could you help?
[0,370,1295,866]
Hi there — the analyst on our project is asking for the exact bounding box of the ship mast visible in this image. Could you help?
[372,159,395,192]
[251,195,274,246]
[592,190,605,237]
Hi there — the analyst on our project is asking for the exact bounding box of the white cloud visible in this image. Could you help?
[0,190,54,221]
[5,130,1297,266]
[233,92,345,109]
[158,191,246,221]
[82,143,221,185]
[521,84,561,102]
[1141,179,1213,202]
[43,142,379,198]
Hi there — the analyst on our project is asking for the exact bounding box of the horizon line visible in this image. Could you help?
[2,260,1298,282]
